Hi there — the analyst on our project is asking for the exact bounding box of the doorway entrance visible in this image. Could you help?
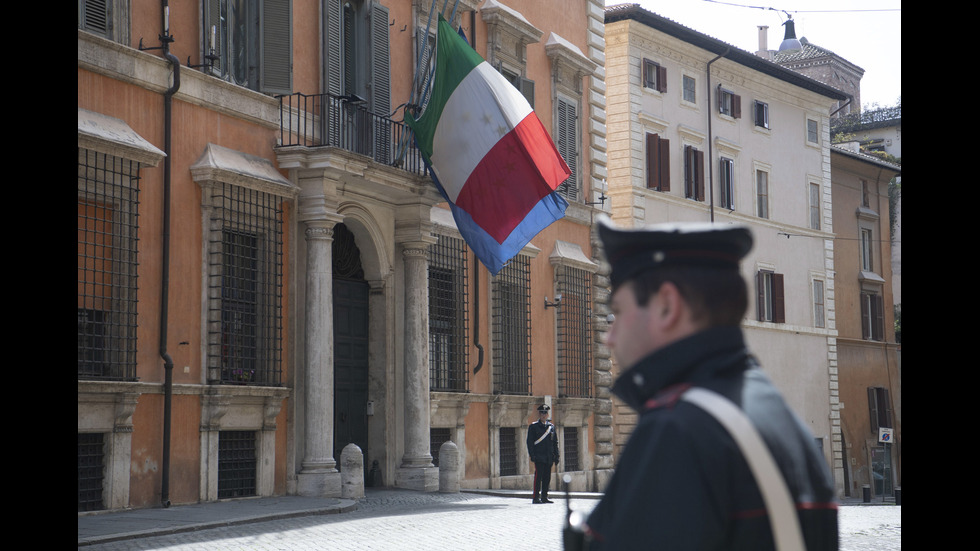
[332,224,369,468]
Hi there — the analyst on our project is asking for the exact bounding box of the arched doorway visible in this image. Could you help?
[332,223,369,467]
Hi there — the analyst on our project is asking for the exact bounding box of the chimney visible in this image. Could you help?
[756,25,769,58]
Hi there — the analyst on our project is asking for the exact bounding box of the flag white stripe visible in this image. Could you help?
[430,62,533,202]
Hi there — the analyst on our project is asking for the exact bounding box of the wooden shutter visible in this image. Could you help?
[646,133,670,191]
[868,387,892,431]
[80,0,110,36]
[557,98,578,201]
[732,93,742,119]
[684,145,702,200]
[657,64,667,93]
[259,0,292,95]
[695,148,705,201]
[520,77,535,109]
[371,2,391,164]
[772,272,785,323]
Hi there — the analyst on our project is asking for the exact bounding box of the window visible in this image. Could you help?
[642,58,667,92]
[556,266,593,398]
[563,427,580,471]
[684,145,705,201]
[755,169,769,219]
[206,182,284,386]
[813,279,825,328]
[202,0,293,94]
[809,182,821,230]
[556,96,579,201]
[860,228,874,272]
[718,86,741,118]
[218,430,257,499]
[429,234,469,392]
[757,270,785,323]
[807,118,819,144]
[868,387,892,432]
[861,291,885,341]
[78,432,106,511]
[78,149,141,381]
[501,67,535,109]
[78,0,130,44]
[719,157,735,210]
[430,428,453,468]
[499,427,518,476]
[754,100,769,129]
[682,75,696,103]
[492,255,531,395]
[646,133,670,191]
[861,179,870,208]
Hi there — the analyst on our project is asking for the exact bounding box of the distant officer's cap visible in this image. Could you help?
[537,404,550,413]
[597,216,753,289]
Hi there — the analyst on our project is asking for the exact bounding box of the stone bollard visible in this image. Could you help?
[341,443,365,499]
[438,440,460,493]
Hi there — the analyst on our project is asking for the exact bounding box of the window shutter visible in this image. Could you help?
[860,292,871,339]
[659,138,670,191]
[80,0,110,36]
[872,294,884,341]
[756,271,766,322]
[732,93,742,119]
[557,98,578,201]
[868,387,891,432]
[772,273,785,323]
[371,2,391,164]
[646,133,658,189]
[259,0,292,95]
[695,148,705,201]
[657,64,667,93]
[325,0,343,97]
[520,77,535,109]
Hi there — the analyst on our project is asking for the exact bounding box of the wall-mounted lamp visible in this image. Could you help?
[544,293,562,309]
[585,192,607,207]
[189,25,220,70]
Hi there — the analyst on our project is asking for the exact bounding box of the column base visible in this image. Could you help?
[297,470,342,497]
[395,466,439,492]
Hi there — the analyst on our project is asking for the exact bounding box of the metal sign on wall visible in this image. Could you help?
[878,427,893,443]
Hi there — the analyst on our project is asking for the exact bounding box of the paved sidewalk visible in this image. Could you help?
[77,487,890,547]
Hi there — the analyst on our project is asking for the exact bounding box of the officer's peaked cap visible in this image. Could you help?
[537,404,550,413]
[597,215,753,289]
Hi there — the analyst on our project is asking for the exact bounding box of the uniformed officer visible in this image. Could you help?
[580,217,838,549]
[526,404,559,504]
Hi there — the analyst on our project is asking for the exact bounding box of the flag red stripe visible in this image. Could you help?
[454,112,571,243]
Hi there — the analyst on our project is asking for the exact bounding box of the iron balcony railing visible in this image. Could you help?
[278,92,427,176]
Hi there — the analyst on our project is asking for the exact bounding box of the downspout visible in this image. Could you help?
[705,48,729,223]
[159,0,180,509]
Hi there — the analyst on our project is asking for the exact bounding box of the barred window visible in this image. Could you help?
[206,183,284,386]
[78,148,141,381]
[218,430,257,499]
[499,427,518,476]
[429,234,469,392]
[78,432,106,511]
[430,427,452,468]
[492,255,531,395]
[557,266,592,398]
[563,427,579,472]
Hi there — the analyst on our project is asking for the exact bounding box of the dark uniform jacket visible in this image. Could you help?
[527,419,560,464]
[586,326,838,550]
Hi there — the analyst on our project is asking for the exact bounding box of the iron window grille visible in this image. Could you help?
[78,148,141,381]
[218,430,257,499]
[430,427,453,468]
[563,427,580,472]
[499,427,518,476]
[206,182,284,386]
[428,234,469,392]
[556,266,593,398]
[78,432,106,511]
[492,256,532,395]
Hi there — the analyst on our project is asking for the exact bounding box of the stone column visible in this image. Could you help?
[297,221,342,497]
[395,244,438,491]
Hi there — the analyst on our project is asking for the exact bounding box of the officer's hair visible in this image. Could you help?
[626,265,748,327]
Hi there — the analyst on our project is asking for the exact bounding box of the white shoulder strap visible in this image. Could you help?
[682,387,806,551]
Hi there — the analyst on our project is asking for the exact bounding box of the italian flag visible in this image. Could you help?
[407,15,570,275]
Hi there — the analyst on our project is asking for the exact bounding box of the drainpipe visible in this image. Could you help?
[706,48,729,223]
[159,0,180,509]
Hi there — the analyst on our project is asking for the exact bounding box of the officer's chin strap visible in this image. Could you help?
[562,474,592,550]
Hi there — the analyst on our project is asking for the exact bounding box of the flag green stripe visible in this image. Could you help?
[406,15,485,161]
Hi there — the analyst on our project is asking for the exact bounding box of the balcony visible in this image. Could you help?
[278,92,427,177]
